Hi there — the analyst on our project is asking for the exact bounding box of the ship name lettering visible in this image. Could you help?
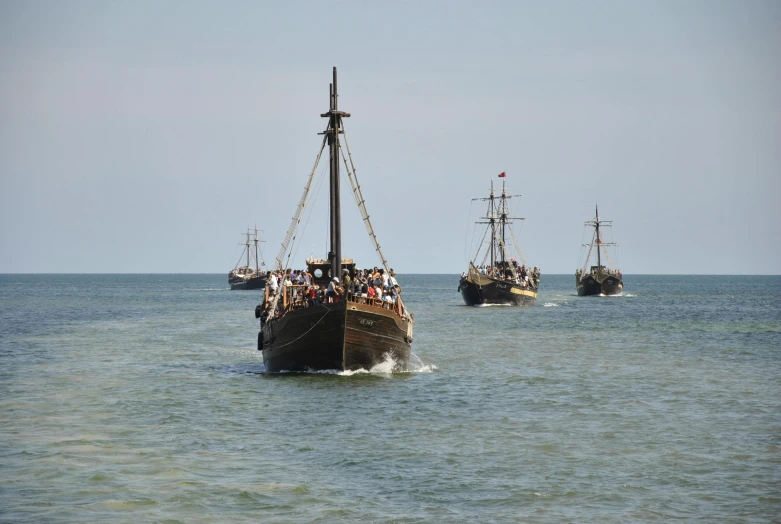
[359,319,376,327]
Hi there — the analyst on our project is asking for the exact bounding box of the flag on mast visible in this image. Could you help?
[498,172,506,178]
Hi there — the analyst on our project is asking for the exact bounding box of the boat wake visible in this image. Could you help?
[473,303,516,307]
[543,302,560,307]
[340,352,437,375]
[268,353,437,376]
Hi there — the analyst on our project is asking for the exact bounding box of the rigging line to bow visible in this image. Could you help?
[581,230,596,274]
[274,134,328,272]
[290,161,328,267]
[338,125,390,273]
[601,240,615,268]
[473,222,492,266]
[265,135,328,318]
[507,225,528,267]
[234,248,246,270]
[469,221,481,265]
[465,199,475,265]
[254,227,267,268]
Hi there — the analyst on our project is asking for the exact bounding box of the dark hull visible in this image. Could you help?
[576,275,602,296]
[229,276,267,290]
[600,276,623,295]
[459,278,536,307]
[577,275,623,296]
[260,301,412,372]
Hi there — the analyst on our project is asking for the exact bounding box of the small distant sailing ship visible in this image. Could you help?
[576,206,623,296]
[257,67,413,373]
[229,227,267,290]
[459,173,539,306]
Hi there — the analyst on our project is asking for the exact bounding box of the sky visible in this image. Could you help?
[1,0,779,274]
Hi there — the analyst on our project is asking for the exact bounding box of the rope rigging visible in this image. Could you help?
[290,161,328,267]
[265,118,401,320]
[274,134,328,272]
[339,126,391,273]
[581,230,596,275]
[469,185,529,270]
[465,199,475,265]
[507,225,528,267]
[265,136,328,318]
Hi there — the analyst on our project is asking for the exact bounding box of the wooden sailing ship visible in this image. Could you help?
[256,68,413,373]
[576,206,623,296]
[229,227,267,290]
[459,175,539,306]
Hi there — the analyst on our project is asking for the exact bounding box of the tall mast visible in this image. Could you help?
[321,67,350,279]
[500,180,507,266]
[472,176,523,269]
[595,205,601,268]
[254,226,259,271]
[489,180,495,270]
[246,229,251,269]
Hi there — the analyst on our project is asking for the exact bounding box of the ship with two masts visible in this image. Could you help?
[256,68,413,373]
[459,173,539,306]
[576,206,623,296]
[229,227,267,290]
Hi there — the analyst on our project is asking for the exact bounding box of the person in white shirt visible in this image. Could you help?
[388,269,398,289]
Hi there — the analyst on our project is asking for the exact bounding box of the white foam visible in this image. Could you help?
[269,352,437,376]
[408,352,438,373]
[543,303,560,307]
[474,303,515,307]
[339,353,397,375]
[340,352,437,375]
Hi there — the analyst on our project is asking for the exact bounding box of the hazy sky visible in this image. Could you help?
[1,1,779,274]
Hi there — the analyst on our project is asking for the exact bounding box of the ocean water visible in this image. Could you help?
[1,274,780,523]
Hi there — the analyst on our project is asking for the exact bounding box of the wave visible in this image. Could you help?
[269,352,437,376]
[340,352,437,375]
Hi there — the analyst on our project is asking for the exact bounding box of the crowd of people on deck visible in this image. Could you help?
[259,266,408,322]
[576,266,622,280]
[462,259,541,289]
[229,266,257,278]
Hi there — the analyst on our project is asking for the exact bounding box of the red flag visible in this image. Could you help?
[498,172,506,178]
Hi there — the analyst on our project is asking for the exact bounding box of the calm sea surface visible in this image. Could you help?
[1,274,780,523]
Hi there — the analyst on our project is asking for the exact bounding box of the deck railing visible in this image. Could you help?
[265,283,407,319]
